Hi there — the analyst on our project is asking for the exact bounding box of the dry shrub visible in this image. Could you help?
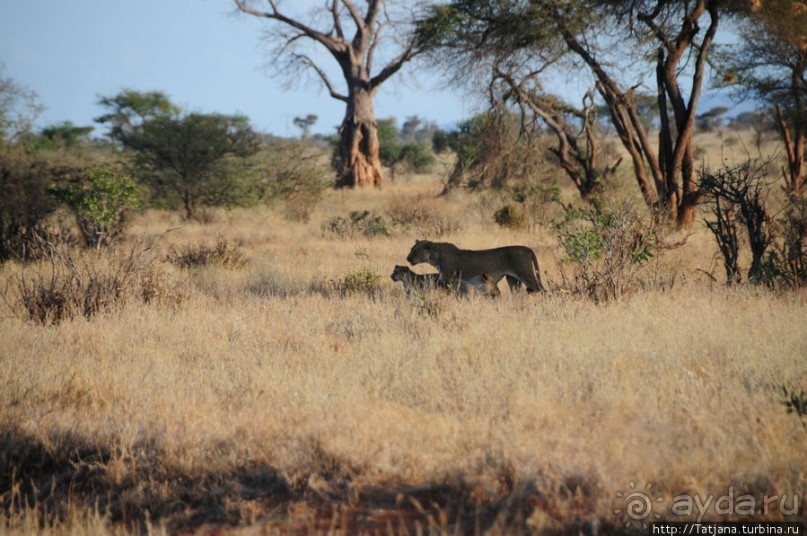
[0,145,59,263]
[385,201,460,237]
[307,248,385,298]
[334,267,384,297]
[493,203,527,229]
[321,210,396,238]
[323,204,460,239]
[12,241,184,325]
[139,263,190,307]
[191,205,224,225]
[166,237,247,270]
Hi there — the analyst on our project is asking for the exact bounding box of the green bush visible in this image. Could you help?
[397,143,436,174]
[50,167,139,249]
[557,202,659,302]
[375,118,437,179]
[340,267,383,295]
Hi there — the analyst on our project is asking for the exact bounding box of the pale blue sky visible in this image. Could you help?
[0,0,479,137]
[1,1,744,139]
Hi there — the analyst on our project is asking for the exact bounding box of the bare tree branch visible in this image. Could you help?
[330,0,344,39]
[364,0,382,28]
[340,0,365,33]
[234,0,343,55]
[369,39,417,90]
[366,20,388,74]
[295,54,349,102]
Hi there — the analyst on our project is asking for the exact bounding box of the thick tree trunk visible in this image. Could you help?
[233,0,418,191]
[777,105,805,198]
[336,88,384,188]
[182,185,193,220]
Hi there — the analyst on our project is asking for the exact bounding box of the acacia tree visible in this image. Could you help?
[97,90,261,219]
[0,65,43,142]
[234,0,422,188]
[418,4,619,198]
[124,113,261,219]
[96,89,180,142]
[717,0,806,198]
[419,0,721,227]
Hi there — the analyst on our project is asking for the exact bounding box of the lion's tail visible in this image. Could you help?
[530,249,544,292]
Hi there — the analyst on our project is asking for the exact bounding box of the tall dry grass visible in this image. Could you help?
[0,158,805,533]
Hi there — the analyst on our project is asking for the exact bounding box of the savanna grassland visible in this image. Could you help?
[1,131,805,534]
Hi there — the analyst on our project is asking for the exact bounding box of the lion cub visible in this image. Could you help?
[457,273,501,298]
[391,265,500,298]
[391,265,441,296]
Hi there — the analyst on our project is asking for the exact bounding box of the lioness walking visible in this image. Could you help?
[406,239,543,292]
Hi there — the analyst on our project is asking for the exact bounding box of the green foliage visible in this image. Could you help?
[557,202,659,302]
[398,143,436,174]
[716,0,807,134]
[95,89,180,142]
[780,386,807,425]
[377,118,401,164]
[340,267,383,296]
[431,128,451,154]
[39,121,94,148]
[50,167,140,249]
[444,114,487,184]
[122,112,261,219]
[95,90,266,219]
[376,117,437,178]
[562,229,604,264]
[510,182,562,227]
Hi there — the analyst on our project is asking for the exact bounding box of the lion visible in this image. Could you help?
[406,239,544,292]
[391,265,500,298]
[390,265,441,296]
[457,273,501,298]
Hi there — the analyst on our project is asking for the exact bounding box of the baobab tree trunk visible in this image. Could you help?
[233,0,420,191]
[336,88,384,188]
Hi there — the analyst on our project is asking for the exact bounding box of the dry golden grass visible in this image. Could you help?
[1,145,805,534]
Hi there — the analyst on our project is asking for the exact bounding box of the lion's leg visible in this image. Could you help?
[505,275,522,292]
